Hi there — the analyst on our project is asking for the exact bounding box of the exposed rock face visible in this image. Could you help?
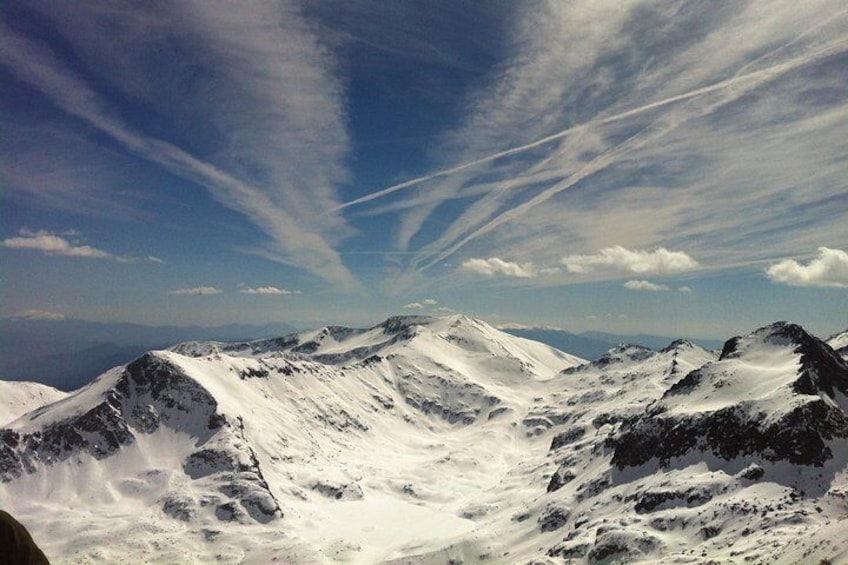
[0,353,222,482]
[609,323,848,469]
[0,352,282,524]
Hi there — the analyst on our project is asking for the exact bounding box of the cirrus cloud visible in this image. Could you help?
[562,246,698,275]
[765,247,848,288]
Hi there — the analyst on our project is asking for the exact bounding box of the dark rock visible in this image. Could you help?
[215,501,245,522]
[738,463,765,481]
[238,366,269,379]
[311,480,363,501]
[576,476,611,501]
[550,427,585,451]
[547,542,589,559]
[587,531,661,564]
[629,487,713,513]
[538,505,570,532]
[184,448,245,479]
[162,494,197,522]
[547,466,576,493]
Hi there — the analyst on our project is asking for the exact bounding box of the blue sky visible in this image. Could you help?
[1,0,847,338]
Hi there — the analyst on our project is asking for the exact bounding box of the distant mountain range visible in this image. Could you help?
[1,315,847,563]
[501,326,725,360]
[0,318,295,390]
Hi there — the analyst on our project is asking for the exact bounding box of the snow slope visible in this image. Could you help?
[1,316,847,564]
[829,329,848,358]
[0,380,68,425]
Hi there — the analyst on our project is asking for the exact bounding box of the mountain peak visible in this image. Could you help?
[377,314,435,336]
[719,321,809,360]
[594,344,654,367]
[660,338,695,353]
[612,321,848,469]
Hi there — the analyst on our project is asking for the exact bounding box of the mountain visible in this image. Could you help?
[501,326,725,361]
[828,329,848,358]
[579,330,725,352]
[1,316,847,564]
[0,318,296,390]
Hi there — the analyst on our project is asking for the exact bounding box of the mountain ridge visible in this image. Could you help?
[2,315,847,564]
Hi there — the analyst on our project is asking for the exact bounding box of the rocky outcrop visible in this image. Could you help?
[609,323,848,469]
[0,353,223,481]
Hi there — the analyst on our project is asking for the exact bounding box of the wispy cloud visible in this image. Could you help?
[765,247,848,287]
[147,256,165,264]
[335,1,847,293]
[404,302,424,310]
[563,247,698,275]
[1,3,356,288]
[461,257,538,278]
[3,229,112,259]
[239,285,300,295]
[166,286,223,296]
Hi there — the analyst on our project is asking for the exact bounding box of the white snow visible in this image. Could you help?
[0,380,68,425]
[1,316,846,564]
[828,329,848,356]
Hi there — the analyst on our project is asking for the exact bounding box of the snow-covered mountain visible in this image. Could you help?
[1,315,847,564]
[829,328,848,359]
[0,380,68,425]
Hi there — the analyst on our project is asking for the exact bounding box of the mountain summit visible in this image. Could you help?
[611,321,848,469]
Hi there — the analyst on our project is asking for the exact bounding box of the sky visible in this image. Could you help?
[1,0,847,339]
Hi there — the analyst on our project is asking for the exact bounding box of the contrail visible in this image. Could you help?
[332,36,848,214]
[406,36,848,274]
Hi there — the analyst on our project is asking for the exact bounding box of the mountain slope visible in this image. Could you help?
[1,316,847,564]
[829,328,848,359]
[0,315,583,563]
[0,381,68,425]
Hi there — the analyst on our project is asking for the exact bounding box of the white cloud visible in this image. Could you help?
[167,286,223,296]
[148,255,165,264]
[14,309,65,320]
[335,1,848,296]
[765,247,848,287]
[461,257,537,278]
[405,298,437,310]
[623,280,670,292]
[562,246,698,275]
[3,229,112,259]
[239,285,298,295]
[678,286,693,294]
